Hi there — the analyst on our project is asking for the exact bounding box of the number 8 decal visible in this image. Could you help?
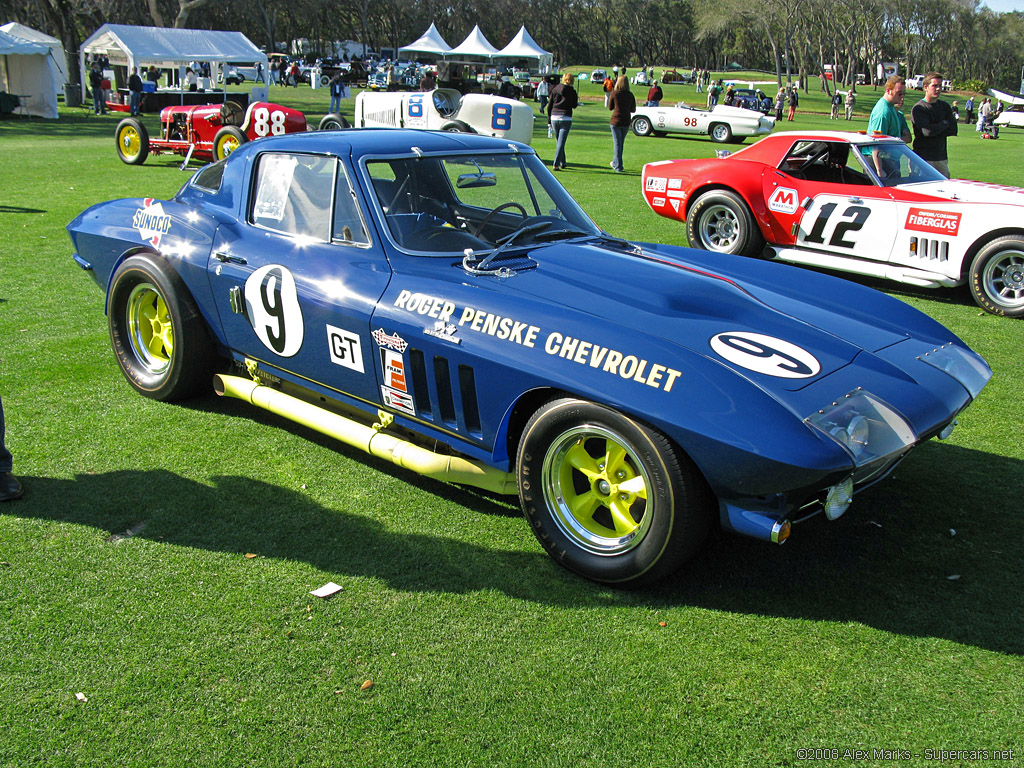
[408,95,423,118]
[492,104,512,131]
[252,107,288,137]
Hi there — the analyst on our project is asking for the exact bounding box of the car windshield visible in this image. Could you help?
[859,141,947,187]
[365,151,602,254]
[779,139,946,188]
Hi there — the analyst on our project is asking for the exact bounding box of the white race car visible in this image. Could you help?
[353,88,535,145]
[630,102,775,143]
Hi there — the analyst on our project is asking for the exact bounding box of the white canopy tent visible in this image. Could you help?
[79,23,267,96]
[0,28,59,118]
[1,22,67,90]
[445,25,499,59]
[493,26,552,72]
[398,23,451,58]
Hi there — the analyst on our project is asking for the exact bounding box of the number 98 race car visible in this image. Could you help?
[115,101,308,166]
[69,130,989,585]
[353,88,534,144]
[643,130,1024,316]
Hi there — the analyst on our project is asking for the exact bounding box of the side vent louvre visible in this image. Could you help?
[458,365,481,436]
[434,356,457,425]
[409,348,431,416]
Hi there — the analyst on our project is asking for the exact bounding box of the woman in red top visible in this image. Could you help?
[608,76,636,172]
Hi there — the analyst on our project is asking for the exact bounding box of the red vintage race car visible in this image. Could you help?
[643,130,1024,316]
[114,101,308,166]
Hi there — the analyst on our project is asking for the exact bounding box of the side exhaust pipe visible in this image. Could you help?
[213,374,517,496]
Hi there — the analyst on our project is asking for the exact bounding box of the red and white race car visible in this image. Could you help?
[643,130,1024,316]
[115,101,309,166]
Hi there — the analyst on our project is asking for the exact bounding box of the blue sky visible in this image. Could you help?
[982,0,1024,11]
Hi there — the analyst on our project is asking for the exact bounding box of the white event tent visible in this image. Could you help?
[1,22,68,90]
[445,25,500,59]
[0,27,59,118]
[493,26,553,72]
[79,24,267,96]
[398,23,452,59]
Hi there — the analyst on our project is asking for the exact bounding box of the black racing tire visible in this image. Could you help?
[213,126,246,161]
[318,113,351,131]
[686,189,765,257]
[440,120,475,133]
[115,118,149,165]
[108,254,216,401]
[517,398,714,586]
[709,122,733,143]
[631,115,654,137]
[968,236,1024,317]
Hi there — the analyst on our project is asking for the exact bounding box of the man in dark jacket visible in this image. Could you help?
[89,61,106,115]
[128,67,144,116]
[912,72,958,178]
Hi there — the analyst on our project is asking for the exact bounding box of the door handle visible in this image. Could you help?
[214,251,247,265]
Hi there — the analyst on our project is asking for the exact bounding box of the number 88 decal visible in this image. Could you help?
[492,104,513,131]
[252,107,287,137]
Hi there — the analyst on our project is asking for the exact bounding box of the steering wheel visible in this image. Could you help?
[472,202,528,237]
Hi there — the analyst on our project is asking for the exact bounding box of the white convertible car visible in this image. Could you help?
[630,102,775,143]
[353,88,535,145]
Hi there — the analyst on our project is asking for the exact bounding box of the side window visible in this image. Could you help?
[251,153,334,241]
[192,160,226,192]
[333,166,370,245]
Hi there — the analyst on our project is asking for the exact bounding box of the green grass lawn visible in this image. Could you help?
[0,75,1021,767]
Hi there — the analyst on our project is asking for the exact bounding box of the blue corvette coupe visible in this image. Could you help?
[68,130,991,585]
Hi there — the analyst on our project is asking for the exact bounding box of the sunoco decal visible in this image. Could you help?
[768,187,799,215]
[710,331,820,379]
[133,199,172,247]
[905,208,961,236]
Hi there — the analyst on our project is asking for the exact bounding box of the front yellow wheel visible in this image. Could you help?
[115,117,149,164]
[126,283,173,374]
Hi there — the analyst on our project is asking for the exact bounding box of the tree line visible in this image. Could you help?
[3,0,1023,92]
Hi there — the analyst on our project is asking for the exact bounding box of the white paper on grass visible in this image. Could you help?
[310,582,343,598]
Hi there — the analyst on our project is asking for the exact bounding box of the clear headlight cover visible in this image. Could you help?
[918,343,992,400]
[805,389,916,465]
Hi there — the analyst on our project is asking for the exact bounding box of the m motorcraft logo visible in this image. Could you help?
[905,208,961,236]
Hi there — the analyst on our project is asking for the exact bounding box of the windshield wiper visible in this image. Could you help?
[463,220,552,275]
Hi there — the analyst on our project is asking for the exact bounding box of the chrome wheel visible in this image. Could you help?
[697,204,740,251]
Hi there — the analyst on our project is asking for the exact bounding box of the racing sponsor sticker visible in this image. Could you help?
[424,320,461,344]
[645,176,667,193]
[768,187,800,215]
[244,264,304,357]
[669,199,681,212]
[905,208,961,236]
[652,197,666,208]
[326,325,364,373]
[381,386,415,415]
[133,199,172,247]
[381,349,407,393]
[372,328,408,352]
[709,331,820,379]
[668,178,682,189]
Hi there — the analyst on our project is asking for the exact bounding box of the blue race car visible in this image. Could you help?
[68,130,991,586]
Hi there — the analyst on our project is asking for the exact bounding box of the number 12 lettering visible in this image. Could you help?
[803,203,871,248]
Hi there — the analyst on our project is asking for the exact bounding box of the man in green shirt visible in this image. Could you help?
[868,75,911,176]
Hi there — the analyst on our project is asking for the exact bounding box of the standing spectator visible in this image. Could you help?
[787,86,799,120]
[548,72,578,171]
[328,71,345,114]
[269,59,279,85]
[419,69,436,91]
[977,97,991,131]
[774,88,785,120]
[845,87,856,120]
[868,75,911,141]
[911,72,958,177]
[646,80,663,107]
[695,69,704,93]
[708,81,720,108]
[964,95,975,124]
[185,66,198,92]
[608,75,636,172]
[255,61,265,84]
[951,100,960,121]
[146,65,160,85]
[830,91,843,119]
[290,62,301,87]
[723,85,735,106]
[0,396,23,502]
[602,75,614,108]
[536,75,550,115]
[89,60,106,115]
[128,67,143,116]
